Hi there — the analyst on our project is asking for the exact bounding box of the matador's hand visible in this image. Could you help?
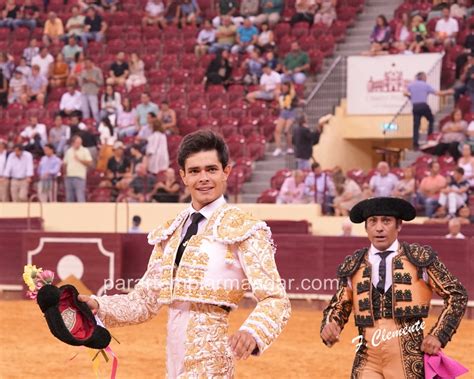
[321,320,341,347]
[421,334,441,355]
[229,330,257,360]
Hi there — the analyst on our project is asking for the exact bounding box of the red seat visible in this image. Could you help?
[226,166,246,195]
[274,23,291,41]
[311,23,328,40]
[179,118,198,135]
[226,134,246,159]
[346,168,366,187]
[291,22,309,38]
[271,169,292,190]
[257,188,279,203]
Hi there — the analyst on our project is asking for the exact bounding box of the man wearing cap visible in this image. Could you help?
[320,197,468,378]
[79,130,290,378]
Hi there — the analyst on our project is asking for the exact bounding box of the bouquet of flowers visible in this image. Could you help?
[22,264,55,299]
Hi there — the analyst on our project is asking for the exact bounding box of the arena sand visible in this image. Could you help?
[1,301,473,378]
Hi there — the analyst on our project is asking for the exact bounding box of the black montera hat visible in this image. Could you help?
[37,284,111,349]
[349,197,416,224]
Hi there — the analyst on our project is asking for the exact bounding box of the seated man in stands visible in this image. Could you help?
[438,167,469,217]
[368,161,399,197]
[148,167,180,203]
[20,115,48,156]
[82,6,107,47]
[42,11,64,46]
[24,64,47,105]
[107,52,129,87]
[435,4,459,47]
[424,204,449,224]
[231,17,259,54]
[62,36,83,67]
[7,70,26,105]
[209,15,237,53]
[60,84,83,118]
[135,93,159,129]
[254,0,283,26]
[282,42,310,85]
[445,217,465,239]
[417,161,447,217]
[276,170,306,204]
[246,64,281,103]
[195,19,217,57]
[124,163,156,202]
[100,141,131,190]
[142,0,166,29]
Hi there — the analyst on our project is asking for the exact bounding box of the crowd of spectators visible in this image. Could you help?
[272,155,472,225]
[1,0,356,203]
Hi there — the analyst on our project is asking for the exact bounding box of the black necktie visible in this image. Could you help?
[175,212,205,267]
[376,251,393,294]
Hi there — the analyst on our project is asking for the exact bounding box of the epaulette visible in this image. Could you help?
[213,205,272,245]
[337,248,368,279]
[402,242,438,268]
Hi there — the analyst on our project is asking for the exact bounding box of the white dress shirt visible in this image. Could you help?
[3,151,34,179]
[181,195,227,237]
[368,240,399,293]
[20,123,48,145]
[60,90,82,111]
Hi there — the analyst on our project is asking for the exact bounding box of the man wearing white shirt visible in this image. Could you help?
[369,161,399,197]
[321,197,467,378]
[20,115,48,150]
[3,145,34,202]
[445,218,466,239]
[0,140,9,201]
[59,84,83,118]
[31,47,54,78]
[246,64,281,103]
[142,0,166,28]
[435,5,459,46]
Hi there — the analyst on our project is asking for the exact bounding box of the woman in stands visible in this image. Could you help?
[392,12,413,53]
[433,108,468,161]
[50,52,69,88]
[116,98,138,138]
[332,168,363,216]
[367,14,391,55]
[458,143,474,187]
[273,81,297,157]
[68,51,85,85]
[256,22,275,52]
[313,0,337,27]
[146,118,169,175]
[100,84,122,125]
[125,53,147,92]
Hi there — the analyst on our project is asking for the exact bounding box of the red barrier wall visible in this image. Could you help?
[1,232,472,299]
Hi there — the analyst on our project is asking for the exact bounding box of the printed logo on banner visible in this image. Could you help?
[367,63,410,93]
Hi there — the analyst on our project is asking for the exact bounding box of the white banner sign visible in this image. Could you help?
[347,53,443,115]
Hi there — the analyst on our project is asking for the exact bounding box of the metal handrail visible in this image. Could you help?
[27,194,43,231]
[305,55,343,104]
[114,196,129,233]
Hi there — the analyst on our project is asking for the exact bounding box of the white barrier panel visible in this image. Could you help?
[347,53,443,115]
